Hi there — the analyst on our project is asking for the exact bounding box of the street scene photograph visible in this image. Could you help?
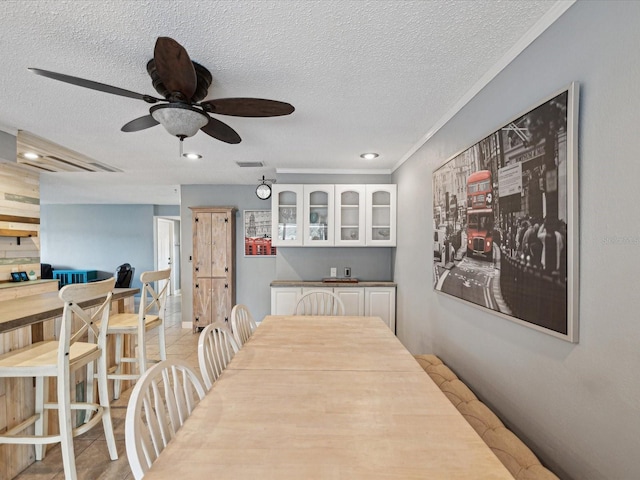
[432,86,576,337]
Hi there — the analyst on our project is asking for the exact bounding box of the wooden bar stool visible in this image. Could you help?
[106,268,170,399]
[0,278,119,480]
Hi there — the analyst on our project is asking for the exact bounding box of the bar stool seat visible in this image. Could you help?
[0,278,118,480]
[108,311,162,332]
[0,341,98,374]
[105,268,171,399]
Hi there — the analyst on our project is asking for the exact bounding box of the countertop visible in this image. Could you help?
[0,279,58,290]
[0,287,139,333]
[270,280,396,287]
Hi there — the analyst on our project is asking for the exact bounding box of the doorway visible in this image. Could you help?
[155,217,181,295]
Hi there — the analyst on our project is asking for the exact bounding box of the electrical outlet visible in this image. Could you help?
[330,267,337,277]
[344,267,351,278]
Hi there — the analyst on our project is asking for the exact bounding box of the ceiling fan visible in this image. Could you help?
[29,37,295,144]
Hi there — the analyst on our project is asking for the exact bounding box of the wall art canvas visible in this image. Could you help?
[432,82,579,342]
[244,210,277,256]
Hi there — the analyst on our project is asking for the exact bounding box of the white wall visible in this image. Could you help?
[393,2,640,479]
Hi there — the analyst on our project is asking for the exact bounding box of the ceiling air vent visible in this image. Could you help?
[236,161,264,168]
[44,155,95,172]
[19,162,57,172]
[88,162,120,173]
[16,130,122,173]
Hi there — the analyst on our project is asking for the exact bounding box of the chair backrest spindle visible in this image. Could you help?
[197,325,238,390]
[294,290,346,316]
[125,359,206,480]
[230,304,257,347]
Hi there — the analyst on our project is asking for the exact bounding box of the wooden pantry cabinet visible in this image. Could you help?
[190,207,236,331]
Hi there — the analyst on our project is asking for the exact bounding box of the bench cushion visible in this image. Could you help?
[458,399,504,437]
[440,378,478,406]
[414,354,560,480]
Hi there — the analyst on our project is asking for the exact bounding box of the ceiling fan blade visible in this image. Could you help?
[154,37,197,101]
[201,116,241,144]
[121,115,160,132]
[29,68,161,103]
[201,98,295,117]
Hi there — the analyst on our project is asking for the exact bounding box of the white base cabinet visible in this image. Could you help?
[271,285,395,332]
[334,287,365,316]
[364,287,396,333]
[270,287,301,317]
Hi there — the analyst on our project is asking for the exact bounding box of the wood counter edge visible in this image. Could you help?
[0,287,140,334]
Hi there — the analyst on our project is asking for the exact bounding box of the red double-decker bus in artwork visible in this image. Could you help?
[466,170,494,259]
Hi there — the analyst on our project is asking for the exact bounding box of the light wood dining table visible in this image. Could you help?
[143,315,512,479]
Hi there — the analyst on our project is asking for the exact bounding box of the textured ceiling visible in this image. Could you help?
[0,0,567,204]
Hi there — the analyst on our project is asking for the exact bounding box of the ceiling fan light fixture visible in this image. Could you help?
[150,103,208,138]
[182,152,202,160]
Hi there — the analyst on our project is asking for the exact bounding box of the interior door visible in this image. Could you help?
[157,218,173,295]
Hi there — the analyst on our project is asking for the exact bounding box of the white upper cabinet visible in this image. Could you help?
[334,185,366,246]
[303,185,334,246]
[272,184,304,246]
[366,185,397,246]
[273,184,396,247]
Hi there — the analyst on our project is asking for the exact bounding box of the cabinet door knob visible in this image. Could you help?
[225,267,228,272]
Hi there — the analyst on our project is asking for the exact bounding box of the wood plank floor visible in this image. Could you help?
[14,294,200,480]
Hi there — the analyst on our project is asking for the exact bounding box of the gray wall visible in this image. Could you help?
[393,2,640,479]
[40,204,156,291]
[0,130,16,162]
[181,180,393,325]
[181,185,276,326]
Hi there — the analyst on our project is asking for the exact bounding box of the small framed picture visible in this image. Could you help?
[19,271,29,281]
[11,272,22,282]
[244,210,277,257]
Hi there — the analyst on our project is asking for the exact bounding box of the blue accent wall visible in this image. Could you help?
[40,204,156,291]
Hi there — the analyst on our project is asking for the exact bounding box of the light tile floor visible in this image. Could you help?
[14,294,199,480]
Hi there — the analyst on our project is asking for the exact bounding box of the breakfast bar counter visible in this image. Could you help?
[0,286,139,479]
[0,287,139,334]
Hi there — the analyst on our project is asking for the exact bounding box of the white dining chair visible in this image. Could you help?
[125,359,206,480]
[294,290,346,316]
[230,304,257,347]
[106,268,171,399]
[0,278,118,480]
[197,324,238,390]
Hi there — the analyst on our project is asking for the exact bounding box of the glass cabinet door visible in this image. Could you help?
[271,185,304,246]
[335,185,365,246]
[366,185,397,246]
[303,185,334,246]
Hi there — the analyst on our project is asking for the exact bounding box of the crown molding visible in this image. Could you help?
[393,0,576,173]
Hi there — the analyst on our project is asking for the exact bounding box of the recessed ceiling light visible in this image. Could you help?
[182,153,202,160]
[23,152,40,160]
[360,152,379,160]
